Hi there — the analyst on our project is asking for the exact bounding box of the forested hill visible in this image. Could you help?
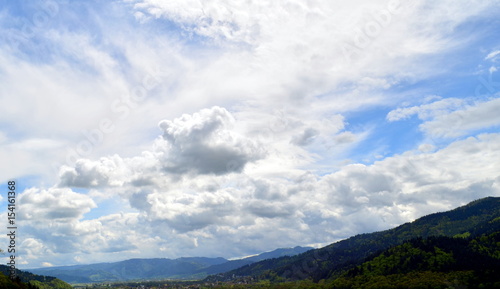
[0,265,72,289]
[328,230,500,288]
[208,227,500,288]
[208,196,500,282]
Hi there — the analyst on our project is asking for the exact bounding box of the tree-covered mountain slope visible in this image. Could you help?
[0,266,72,289]
[209,197,500,282]
[329,227,500,288]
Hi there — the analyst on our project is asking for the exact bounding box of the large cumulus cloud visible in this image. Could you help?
[19,187,97,221]
[156,106,265,175]
[58,107,265,191]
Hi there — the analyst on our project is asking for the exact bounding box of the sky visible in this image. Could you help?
[1,0,500,269]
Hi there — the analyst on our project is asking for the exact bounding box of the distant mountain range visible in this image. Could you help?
[26,246,313,283]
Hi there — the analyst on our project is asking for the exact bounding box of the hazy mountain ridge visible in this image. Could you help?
[26,247,312,283]
[199,246,314,276]
[209,197,500,282]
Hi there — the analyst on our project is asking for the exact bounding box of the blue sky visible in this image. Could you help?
[1,0,500,268]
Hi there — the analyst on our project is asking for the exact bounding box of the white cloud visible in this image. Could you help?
[20,238,55,265]
[291,128,319,146]
[57,106,267,192]
[157,106,265,175]
[146,190,238,232]
[59,155,132,188]
[334,131,357,144]
[420,98,500,138]
[386,97,465,122]
[418,143,436,152]
[387,97,500,138]
[0,131,7,143]
[485,50,500,61]
[19,187,97,221]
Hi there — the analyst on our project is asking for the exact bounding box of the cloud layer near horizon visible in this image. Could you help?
[18,105,500,267]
